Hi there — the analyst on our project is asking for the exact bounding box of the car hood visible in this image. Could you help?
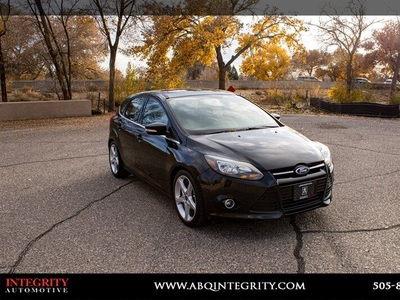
[189,126,324,171]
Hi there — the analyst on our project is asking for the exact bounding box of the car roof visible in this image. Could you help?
[136,89,235,100]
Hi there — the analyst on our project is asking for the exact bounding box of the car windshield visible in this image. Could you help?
[167,93,280,134]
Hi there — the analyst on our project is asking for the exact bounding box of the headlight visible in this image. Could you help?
[205,155,263,181]
[313,142,333,172]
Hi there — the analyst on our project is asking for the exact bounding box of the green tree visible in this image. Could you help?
[115,62,146,105]
[228,65,239,80]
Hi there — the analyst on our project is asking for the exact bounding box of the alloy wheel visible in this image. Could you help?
[109,143,120,175]
[174,174,197,222]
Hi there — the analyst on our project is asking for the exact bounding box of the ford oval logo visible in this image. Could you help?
[295,165,310,176]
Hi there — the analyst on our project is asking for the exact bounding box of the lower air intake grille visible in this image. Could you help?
[250,188,279,212]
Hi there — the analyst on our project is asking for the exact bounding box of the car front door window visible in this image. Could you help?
[123,96,146,123]
[141,97,168,126]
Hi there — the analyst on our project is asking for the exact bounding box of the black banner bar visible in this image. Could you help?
[5,0,400,15]
[1,273,400,300]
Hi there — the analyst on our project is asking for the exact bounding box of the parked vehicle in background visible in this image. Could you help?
[296,76,322,82]
[353,77,371,84]
[384,78,400,85]
[108,89,334,227]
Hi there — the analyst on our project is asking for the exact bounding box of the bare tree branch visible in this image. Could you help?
[313,0,377,92]
[91,0,138,111]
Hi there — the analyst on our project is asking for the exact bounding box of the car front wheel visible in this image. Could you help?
[173,170,207,227]
[109,142,129,178]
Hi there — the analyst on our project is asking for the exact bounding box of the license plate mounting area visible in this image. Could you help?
[293,182,316,201]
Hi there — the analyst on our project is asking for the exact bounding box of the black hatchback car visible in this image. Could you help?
[108,90,334,227]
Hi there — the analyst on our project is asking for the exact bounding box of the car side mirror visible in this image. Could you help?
[145,122,168,135]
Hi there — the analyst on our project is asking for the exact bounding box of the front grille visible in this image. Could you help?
[272,161,326,185]
[250,161,330,215]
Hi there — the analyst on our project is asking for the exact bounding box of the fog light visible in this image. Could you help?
[224,199,235,209]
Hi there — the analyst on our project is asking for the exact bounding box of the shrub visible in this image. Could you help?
[389,93,400,105]
[10,89,48,102]
[327,84,376,103]
[263,89,287,105]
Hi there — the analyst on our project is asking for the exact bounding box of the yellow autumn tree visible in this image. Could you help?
[131,1,305,90]
[240,42,291,80]
[132,15,239,89]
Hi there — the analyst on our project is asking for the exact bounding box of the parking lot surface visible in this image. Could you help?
[1,113,399,274]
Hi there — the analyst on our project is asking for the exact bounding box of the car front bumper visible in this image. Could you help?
[198,165,334,220]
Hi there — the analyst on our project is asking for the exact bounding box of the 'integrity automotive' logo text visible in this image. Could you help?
[4,277,69,295]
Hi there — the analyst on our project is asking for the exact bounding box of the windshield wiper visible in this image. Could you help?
[207,129,238,134]
[242,125,279,131]
[207,125,278,134]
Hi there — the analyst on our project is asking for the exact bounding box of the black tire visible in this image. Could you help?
[109,141,129,178]
[173,170,207,227]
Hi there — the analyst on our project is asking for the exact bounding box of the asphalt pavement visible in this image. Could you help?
[1,113,399,274]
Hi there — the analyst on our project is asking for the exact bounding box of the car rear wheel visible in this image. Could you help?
[173,170,207,227]
[109,142,129,178]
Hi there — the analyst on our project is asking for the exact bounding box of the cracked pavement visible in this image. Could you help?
[0,113,399,274]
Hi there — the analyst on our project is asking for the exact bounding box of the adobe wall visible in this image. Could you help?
[0,100,92,121]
